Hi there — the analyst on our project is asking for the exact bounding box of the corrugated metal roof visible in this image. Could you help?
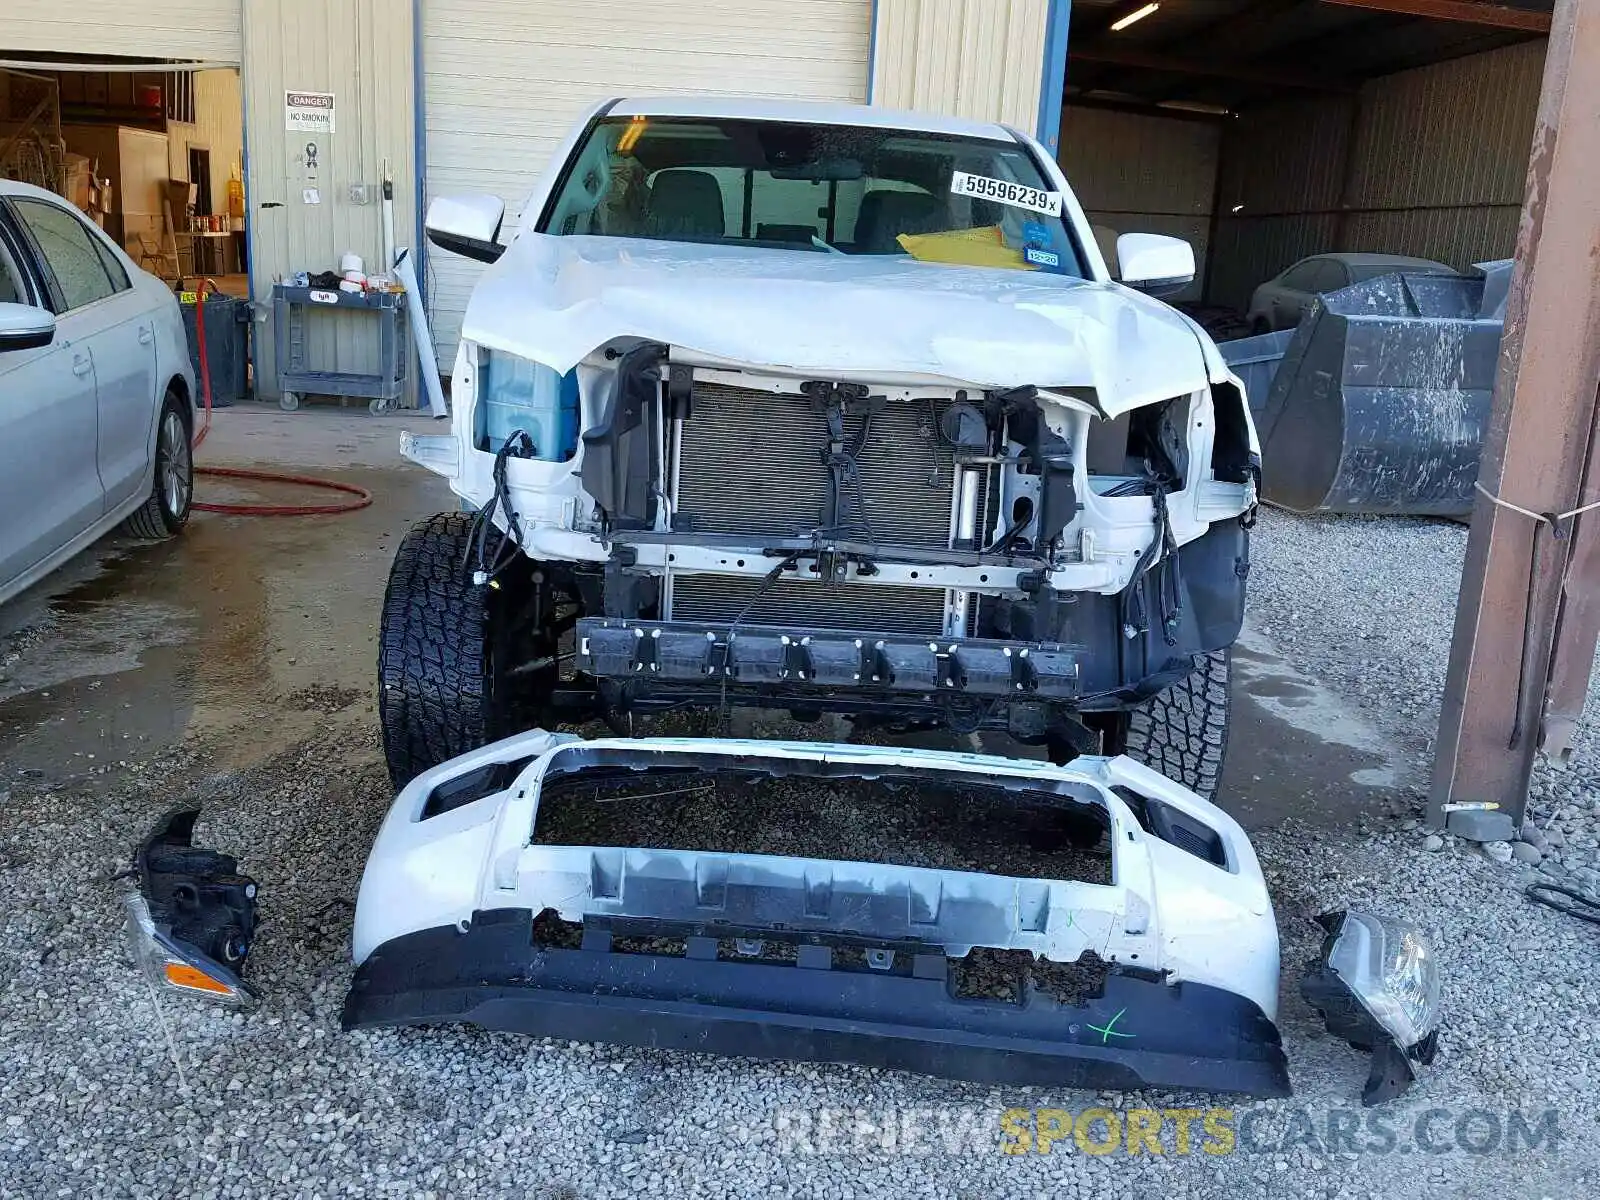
[1064,0,1548,113]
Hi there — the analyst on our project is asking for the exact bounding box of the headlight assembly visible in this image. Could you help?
[1300,910,1441,1105]
[123,809,259,1008]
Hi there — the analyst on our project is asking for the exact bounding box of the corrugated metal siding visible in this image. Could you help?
[1210,41,1543,310]
[1340,39,1541,266]
[1219,95,1353,215]
[871,0,1048,128]
[423,0,872,365]
[1208,94,1354,310]
[1208,213,1343,312]
[1342,207,1522,274]
[244,0,417,402]
[1059,106,1219,302]
[1346,40,1542,211]
[3,1,242,63]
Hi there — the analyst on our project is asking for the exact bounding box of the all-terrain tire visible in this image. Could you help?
[1118,649,1231,800]
[378,512,503,788]
[120,390,193,539]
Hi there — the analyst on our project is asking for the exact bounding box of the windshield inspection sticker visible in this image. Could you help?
[951,171,1063,216]
[1024,246,1061,268]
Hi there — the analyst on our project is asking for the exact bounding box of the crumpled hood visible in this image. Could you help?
[460,234,1217,417]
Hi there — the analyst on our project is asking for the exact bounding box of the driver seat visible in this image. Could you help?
[644,170,726,239]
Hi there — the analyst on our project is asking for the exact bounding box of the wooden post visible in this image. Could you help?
[1430,0,1600,838]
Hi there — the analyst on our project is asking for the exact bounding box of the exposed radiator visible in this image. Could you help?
[674,382,960,549]
[669,574,949,637]
[666,380,997,638]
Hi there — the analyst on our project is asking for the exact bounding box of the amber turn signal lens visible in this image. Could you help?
[163,961,234,996]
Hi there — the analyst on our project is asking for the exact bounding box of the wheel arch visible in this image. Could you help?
[143,374,194,470]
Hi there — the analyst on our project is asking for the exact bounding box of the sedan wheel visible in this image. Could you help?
[161,408,193,520]
[120,390,194,539]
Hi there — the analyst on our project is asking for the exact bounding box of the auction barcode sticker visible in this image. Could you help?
[950,171,1063,216]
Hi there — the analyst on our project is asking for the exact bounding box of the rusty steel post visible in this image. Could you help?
[1429,0,1600,839]
[1540,381,1600,762]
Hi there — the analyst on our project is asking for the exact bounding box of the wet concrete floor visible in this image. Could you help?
[0,407,1418,829]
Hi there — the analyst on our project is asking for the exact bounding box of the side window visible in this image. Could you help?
[1278,261,1322,291]
[1310,260,1348,292]
[0,240,24,306]
[11,198,117,312]
[91,234,131,293]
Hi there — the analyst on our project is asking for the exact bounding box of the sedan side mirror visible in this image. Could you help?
[0,302,56,353]
[1116,233,1195,298]
[425,194,506,263]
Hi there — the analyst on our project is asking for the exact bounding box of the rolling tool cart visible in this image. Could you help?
[272,283,408,414]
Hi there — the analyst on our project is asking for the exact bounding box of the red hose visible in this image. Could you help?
[191,278,214,449]
[193,465,373,516]
[187,277,373,516]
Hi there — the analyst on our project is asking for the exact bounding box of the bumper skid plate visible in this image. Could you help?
[344,908,1289,1096]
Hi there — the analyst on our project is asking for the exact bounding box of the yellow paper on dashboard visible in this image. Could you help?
[895,226,1029,270]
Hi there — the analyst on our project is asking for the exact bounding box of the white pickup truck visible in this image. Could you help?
[338,98,1442,1104]
[384,96,1259,795]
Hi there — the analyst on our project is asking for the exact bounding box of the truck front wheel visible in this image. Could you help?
[378,512,511,788]
[1051,650,1232,800]
[1113,649,1232,800]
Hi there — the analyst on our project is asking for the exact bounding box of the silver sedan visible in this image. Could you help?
[0,180,197,605]
[1246,251,1454,333]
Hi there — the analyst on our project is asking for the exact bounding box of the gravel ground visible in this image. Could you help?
[3,508,1600,1198]
[535,773,1111,881]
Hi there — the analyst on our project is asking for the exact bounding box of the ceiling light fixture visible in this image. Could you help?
[1110,2,1160,32]
[1156,99,1234,115]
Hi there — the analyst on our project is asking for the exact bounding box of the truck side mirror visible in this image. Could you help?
[425,194,506,263]
[1117,233,1195,298]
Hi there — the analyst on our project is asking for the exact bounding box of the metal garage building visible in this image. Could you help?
[1,0,1555,394]
[6,0,1067,392]
[1053,0,1551,315]
[419,0,1063,361]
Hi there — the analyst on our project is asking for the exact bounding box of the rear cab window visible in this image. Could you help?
[539,115,1088,278]
[1310,260,1349,291]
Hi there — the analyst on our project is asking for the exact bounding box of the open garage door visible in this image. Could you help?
[421,0,872,366]
[3,1,243,64]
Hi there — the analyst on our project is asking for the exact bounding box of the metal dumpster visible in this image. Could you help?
[1220,329,1294,423]
[1252,262,1510,517]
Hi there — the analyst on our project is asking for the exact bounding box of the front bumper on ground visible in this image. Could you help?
[343,731,1289,1096]
[346,909,1288,1095]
